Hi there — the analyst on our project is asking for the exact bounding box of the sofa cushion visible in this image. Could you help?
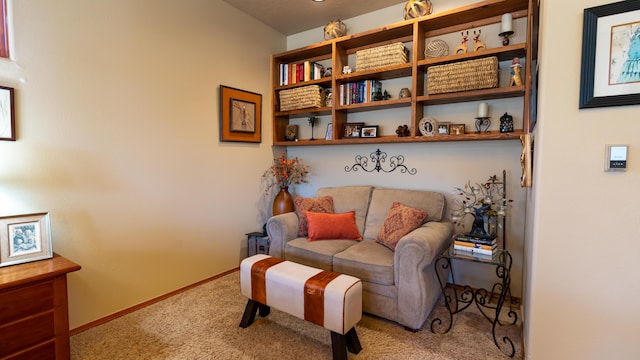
[285,237,359,271]
[306,211,362,241]
[363,188,446,240]
[376,202,427,250]
[333,240,394,286]
[316,186,373,236]
[294,196,334,236]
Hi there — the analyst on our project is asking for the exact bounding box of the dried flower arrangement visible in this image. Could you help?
[262,152,309,195]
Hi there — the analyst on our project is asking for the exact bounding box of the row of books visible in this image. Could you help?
[339,80,382,106]
[278,62,325,86]
[452,234,497,258]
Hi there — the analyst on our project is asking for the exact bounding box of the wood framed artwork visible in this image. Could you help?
[0,212,52,267]
[437,122,450,135]
[342,122,364,138]
[450,124,465,135]
[579,1,640,108]
[220,85,262,143]
[0,86,15,141]
[361,125,378,138]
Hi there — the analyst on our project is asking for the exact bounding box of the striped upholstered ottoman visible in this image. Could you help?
[239,254,363,360]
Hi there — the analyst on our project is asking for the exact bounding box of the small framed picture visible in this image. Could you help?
[0,212,52,267]
[342,122,364,138]
[361,125,378,138]
[437,122,450,135]
[449,124,465,135]
[325,123,333,140]
[0,86,15,141]
[219,85,262,143]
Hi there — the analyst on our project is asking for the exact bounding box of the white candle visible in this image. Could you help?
[501,13,513,33]
[478,102,489,117]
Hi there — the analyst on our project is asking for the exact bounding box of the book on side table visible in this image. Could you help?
[453,234,497,257]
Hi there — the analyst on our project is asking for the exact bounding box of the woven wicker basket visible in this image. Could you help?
[279,85,325,112]
[427,57,498,95]
[356,42,408,72]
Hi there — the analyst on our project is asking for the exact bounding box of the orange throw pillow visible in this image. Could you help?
[306,211,362,241]
[294,196,334,237]
[376,202,427,250]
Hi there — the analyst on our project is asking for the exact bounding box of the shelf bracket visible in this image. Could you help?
[345,148,417,175]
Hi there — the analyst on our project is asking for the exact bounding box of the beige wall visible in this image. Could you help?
[525,0,640,358]
[0,0,284,329]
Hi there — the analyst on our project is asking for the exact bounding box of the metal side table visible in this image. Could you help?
[430,245,519,357]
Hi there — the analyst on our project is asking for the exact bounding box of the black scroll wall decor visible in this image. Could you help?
[345,149,417,175]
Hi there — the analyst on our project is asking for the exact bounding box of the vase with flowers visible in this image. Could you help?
[450,171,512,241]
[262,152,310,216]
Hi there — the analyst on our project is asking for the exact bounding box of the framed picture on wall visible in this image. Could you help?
[219,85,262,143]
[579,1,640,108]
[437,122,450,135]
[0,212,52,267]
[0,86,15,141]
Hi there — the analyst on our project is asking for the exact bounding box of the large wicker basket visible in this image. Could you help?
[427,56,499,95]
[356,42,408,72]
[279,85,325,112]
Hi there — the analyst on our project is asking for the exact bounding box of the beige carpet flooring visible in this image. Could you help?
[70,271,522,359]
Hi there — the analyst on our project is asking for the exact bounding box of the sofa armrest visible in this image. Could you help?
[265,212,299,259]
[394,221,453,271]
[393,221,453,329]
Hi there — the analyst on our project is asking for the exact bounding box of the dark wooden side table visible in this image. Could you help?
[430,245,518,357]
[0,253,81,360]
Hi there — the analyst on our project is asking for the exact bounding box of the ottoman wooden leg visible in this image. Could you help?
[240,299,259,328]
[330,327,361,360]
[345,327,362,354]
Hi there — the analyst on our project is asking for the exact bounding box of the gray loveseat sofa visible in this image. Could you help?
[266,185,453,330]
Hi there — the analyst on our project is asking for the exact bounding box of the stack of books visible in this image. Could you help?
[453,234,497,259]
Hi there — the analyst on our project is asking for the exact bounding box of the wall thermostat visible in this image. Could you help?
[605,144,628,171]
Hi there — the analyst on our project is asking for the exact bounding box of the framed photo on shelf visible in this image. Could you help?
[219,85,262,143]
[342,122,364,138]
[0,212,52,267]
[437,122,450,135]
[0,86,15,141]
[361,125,378,138]
[325,123,333,140]
[579,1,640,108]
[450,124,465,135]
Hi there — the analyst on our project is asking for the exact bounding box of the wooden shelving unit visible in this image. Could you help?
[271,0,536,147]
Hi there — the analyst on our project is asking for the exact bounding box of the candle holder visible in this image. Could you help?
[499,30,514,46]
[475,117,491,133]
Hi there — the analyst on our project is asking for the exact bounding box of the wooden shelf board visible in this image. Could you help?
[336,63,413,82]
[275,107,332,118]
[273,130,523,147]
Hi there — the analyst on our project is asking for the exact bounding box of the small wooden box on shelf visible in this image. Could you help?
[271,0,536,147]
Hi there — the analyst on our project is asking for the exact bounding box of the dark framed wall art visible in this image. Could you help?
[0,85,15,141]
[579,1,640,108]
[219,85,262,143]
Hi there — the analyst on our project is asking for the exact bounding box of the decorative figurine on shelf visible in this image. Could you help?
[399,88,411,98]
[473,29,487,52]
[396,125,411,137]
[308,116,318,140]
[455,31,469,54]
[342,65,352,74]
[325,90,333,107]
[323,67,333,77]
[499,13,514,46]
[510,57,523,86]
[403,0,433,20]
[323,20,347,40]
[500,112,514,133]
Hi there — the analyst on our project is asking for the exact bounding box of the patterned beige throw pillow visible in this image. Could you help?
[376,202,427,250]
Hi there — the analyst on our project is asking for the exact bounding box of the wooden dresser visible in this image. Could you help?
[0,254,81,360]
